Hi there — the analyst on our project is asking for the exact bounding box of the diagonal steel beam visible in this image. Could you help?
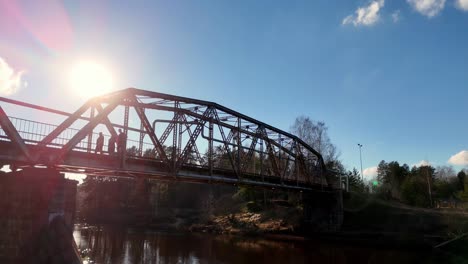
[240,129,260,173]
[175,107,212,172]
[133,102,299,157]
[95,103,118,137]
[39,100,92,146]
[132,101,170,167]
[179,114,203,163]
[261,128,281,177]
[226,129,235,143]
[0,107,32,162]
[295,144,308,183]
[159,115,178,145]
[213,110,238,177]
[56,100,121,161]
[281,142,296,180]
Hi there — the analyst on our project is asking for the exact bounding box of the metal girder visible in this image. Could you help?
[172,110,178,169]
[86,107,95,152]
[129,87,326,169]
[138,108,145,156]
[132,102,300,158]
[179,114,203,163]
[95,104,118,137]
[133,103,170,168]
[0,87,332,189]
[226,129,235,143]
[0,95,141,134]
[295,144,310,183]
[240,128,260,173]
[213,110,238,177]
[237,118,241,176]
[0,106,32,162]
[159,115,177,145]
[39,100,92,146]
[208,121,213,175]
[124,103,293,155]
[28,87,326,172]
[261,127,281,177]
[174,107,212,172]
[281,142,296,180]
[124,103,130,135]
[57,100,121,161]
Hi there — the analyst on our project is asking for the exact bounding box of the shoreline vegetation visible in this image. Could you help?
[77,187,468,249]
[76,180,468,263]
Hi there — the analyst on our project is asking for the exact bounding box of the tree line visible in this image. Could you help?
[364,161,468,207]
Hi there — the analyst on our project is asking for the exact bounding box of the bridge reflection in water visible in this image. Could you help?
[74,225,437,264]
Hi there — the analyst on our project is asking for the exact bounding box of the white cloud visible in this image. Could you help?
[455,0,468,11]
[392,10,402,22]
[412,160,431,167]
[363,166,378,179]
[0,57,24,96]
[407,0,446,17]
[448,150,468,166]
[342,0,385,27]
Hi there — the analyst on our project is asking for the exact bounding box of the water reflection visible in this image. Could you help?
[73,225,439,264]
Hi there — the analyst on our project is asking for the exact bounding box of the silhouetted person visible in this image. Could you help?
[108,134,117,155]
[95,132,104,154]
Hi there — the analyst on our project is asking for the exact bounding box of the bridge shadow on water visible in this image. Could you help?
[73,225,444,264]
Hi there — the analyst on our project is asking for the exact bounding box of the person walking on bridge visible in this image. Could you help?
[95,132,104,154]
[108,134,117,155]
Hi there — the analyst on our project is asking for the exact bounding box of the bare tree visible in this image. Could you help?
[434,165,456,180]
[290,116,340,164]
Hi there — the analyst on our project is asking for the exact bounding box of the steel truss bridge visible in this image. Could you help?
[0,88,339,192]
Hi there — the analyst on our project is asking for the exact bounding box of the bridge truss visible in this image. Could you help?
[0,88,338,191]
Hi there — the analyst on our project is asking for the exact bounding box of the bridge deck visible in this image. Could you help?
[0,140,332,192]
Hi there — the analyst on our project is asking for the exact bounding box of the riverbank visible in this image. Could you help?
[77,190,468,252]
[179,192,468,250]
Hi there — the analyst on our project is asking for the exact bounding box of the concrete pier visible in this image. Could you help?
[0,168,79,263]
[303,190,343,232]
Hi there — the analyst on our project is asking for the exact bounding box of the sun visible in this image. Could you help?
[69,61,114,98]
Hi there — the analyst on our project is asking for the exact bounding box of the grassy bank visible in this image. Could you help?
[343,192,468,237]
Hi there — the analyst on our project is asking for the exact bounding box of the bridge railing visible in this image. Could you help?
[0,116,157,155]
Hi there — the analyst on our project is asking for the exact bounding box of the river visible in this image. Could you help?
[73,225,446,264]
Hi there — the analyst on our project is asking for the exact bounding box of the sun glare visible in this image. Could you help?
[69,61,114,98]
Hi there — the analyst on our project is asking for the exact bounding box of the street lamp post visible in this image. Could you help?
[358,143,363,181]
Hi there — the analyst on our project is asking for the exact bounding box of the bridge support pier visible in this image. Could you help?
[302,190,343,232]
[0,167,79,263]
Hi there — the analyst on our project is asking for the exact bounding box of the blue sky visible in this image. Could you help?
[1,0,468,179]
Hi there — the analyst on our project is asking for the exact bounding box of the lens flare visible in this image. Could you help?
[69,61,113,98]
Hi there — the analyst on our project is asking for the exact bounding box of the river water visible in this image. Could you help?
[73,225,443,264]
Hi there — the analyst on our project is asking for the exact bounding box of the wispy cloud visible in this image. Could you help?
[412,160,431,167]
[455,0,468,11]
[392,10,402,22]
[363,166,378,179]
[342,0,385,27]
[448,150,468,166]
[407,0,446,17]
[0,57,24,96]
